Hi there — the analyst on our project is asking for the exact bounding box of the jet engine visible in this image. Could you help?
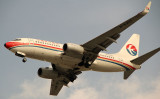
[38,67,78,82]
[63,43,85,58]
[38,67,58,79]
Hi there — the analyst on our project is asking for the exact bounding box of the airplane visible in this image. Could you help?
[4,1,160,96]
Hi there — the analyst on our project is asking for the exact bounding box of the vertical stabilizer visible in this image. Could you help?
[117,34,140,60]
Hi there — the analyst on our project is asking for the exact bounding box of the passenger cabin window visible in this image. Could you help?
[13,39,21,41]
[110,56,114,59]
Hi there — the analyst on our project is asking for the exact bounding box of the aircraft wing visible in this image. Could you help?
[48,64,81,96]
[50,75,70,96]
[50,79,63,96]
[82,1,151,54]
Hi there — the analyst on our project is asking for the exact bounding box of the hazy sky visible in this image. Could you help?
[0,0,160,99]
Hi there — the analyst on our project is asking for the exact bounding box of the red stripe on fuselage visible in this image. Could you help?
[6,42,135,70]
[34,43,63,51]
[5,42,29,49]
[98,56,136,70]
[6,41,63,51]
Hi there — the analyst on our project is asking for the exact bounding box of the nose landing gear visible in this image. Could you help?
[22,57,27,63]
[15,52,27,63]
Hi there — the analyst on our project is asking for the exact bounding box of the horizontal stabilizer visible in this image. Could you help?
[124,70,135,80]
[131,47,160,65]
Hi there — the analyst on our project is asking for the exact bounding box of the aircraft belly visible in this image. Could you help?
[13,46,81,69]
[15,47,59,63]
[91,60,125,72]
[57,55,82,69]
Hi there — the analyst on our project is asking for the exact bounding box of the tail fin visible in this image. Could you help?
[131,47,160,65]
[117,34,140,60]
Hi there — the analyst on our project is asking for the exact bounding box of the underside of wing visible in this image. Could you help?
[50,79,63,96]
[38,65,82,96]
[79,2,151,67]
[82,1,151,54]
[50,77,70,96]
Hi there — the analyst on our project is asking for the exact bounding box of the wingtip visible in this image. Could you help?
[146,1,151,10]
[143,1,152,14]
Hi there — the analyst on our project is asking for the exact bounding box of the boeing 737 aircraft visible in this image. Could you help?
[4,1,160,96]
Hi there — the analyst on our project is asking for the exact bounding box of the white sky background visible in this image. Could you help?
[0,0,160,99]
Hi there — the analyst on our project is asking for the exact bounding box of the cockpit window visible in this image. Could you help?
[13,39,21,41]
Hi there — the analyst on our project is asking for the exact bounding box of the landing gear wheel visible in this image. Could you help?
[84,61,92,68]
[22,58,27,63]
[51,64,56,71]
[84,63,90,68]
[78,61,84,66]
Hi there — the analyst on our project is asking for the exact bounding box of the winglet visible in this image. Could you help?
[143,1,152,14]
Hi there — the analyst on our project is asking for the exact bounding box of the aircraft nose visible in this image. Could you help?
[4,42,11,49]
[4,43,6,47]
[4,42,16,49]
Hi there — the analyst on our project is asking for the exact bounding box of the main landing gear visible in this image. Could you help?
[78,56,92,68]
[78,54,93,68]
[78,61,91,68]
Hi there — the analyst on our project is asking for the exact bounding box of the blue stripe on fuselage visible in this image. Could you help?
[97,58,130,70]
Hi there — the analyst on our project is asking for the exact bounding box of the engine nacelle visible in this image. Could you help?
[63,43,84,58]
[37,67,58,79]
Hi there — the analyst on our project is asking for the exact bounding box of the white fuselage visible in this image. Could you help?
[5,38,139,72]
